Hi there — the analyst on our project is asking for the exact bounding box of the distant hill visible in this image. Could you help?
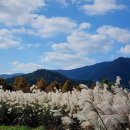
[56,57,130,86]
[0,73,23,79]
[6,69,93,87]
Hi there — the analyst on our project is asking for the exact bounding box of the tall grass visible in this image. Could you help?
[0,126,44,130]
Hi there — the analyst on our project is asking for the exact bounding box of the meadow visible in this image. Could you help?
[0,77,130,130]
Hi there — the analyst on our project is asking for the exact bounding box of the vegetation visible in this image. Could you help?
[101,79,114,91]
[36,79,48,91]
[0,77,130,130]
[0,126,44,130]
[45,81,61,92]
[13,77,28,91]
[6,69,94,87]
[0,70,93,93]
[6,69,69,85]
[0,78,12,91]
[61,80,72,93]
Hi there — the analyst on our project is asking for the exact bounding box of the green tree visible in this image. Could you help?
[0,78,13,91]
[101,79,109,85]
[61,80,72,93]
[101,79,113,91]
[0,78,6,87]
[76,85,82,91]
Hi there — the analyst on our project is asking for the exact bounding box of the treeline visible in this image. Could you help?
[0,77,86,93]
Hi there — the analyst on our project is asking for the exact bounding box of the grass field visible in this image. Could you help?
[0,126,44,130]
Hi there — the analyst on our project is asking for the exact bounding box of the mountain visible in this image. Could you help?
[0,73,23,79]
[56,57,130,86]
[6,69,93,86]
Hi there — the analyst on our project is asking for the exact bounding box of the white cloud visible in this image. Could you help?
[81,0,125,15]
[79,22,91,30]
[18,43,41,50]
[0,0,45,26]
[52,0,89,6]
[0,29,20,49]
[32,16,77,38]
[66,30,113,54]
[0,28,41,49]
[4,15,77,38]
[11,61,43,73]
[97,25,130,44]
[41,52,95,69]
[120,45,130,55]
[40,23,113,69]
[0,28,42,49]
[54,0,68,6]
[52,23,113,55]
[0,0,77,38]
[27,43,41,48]
[52,43,71,52]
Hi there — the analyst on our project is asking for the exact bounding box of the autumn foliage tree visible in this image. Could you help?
[36,79,47,91]
[46,81,61,92]
[13,77,27,91]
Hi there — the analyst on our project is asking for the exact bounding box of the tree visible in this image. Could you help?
[101,79,109,85]
[76,85,82,91]
[46,81,61,92]
[0,78,6,87]
[13,77,27,91]
[101,79,113,91]
[36,79,47,91]
[0,78,13,91]
[61,80,72,93]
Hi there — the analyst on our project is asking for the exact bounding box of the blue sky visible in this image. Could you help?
[0,0,130,74]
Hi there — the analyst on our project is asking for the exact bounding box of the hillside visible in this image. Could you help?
[6,69,93,86]
[56,57,130,86]
[0,73,23,79]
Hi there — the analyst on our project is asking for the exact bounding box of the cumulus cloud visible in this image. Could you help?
[66,30,113,54]
[120,45,130,55]
[51,23,113,55]
[11,61,43,73]
[0,0,45,26]
[52,0,93,6]
[79,22,91,30]
[32,16,77,38]
[52,43,71,52]
[41,23,130,69]
[0,28,41,49]
[18,43,41,50]
[0,0,77,38]
[0,29,20,49]
[81,0,125,15]
[97,25,130,44]
[40,23,114,69]
[41,52,95,69]
[54,0,68,6]
[10,16,77,38]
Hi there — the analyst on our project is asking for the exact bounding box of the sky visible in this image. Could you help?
[0,0,130,74]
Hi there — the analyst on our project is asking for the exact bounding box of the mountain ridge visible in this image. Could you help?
[6,69,93,87]
[1,57,130,87]
[0,73,24,79]
[56,57,130,86]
